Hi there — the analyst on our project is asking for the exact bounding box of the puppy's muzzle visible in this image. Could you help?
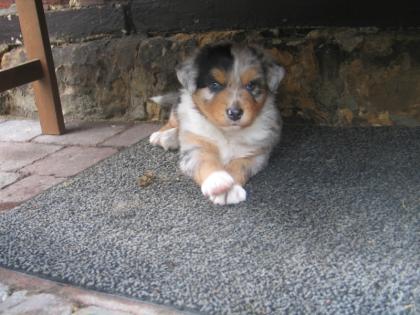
[226,107,243,121]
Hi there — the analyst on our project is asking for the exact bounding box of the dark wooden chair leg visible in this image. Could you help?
[15,0,65,135]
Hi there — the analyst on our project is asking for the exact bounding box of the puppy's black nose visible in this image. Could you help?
[226,107,243,121]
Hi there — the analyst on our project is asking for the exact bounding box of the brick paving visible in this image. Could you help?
[0,119,160,211]
[34,121,127,146]
[0,267,183,315]
[0,172,20,190]
[0,119,180,314]
[101,123,162,147]
[0,142,62,172]
[21,146,118,177]
[0,174,65,204]
[0,120,42,142]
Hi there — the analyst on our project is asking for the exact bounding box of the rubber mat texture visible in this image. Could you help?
[0,126,419,314]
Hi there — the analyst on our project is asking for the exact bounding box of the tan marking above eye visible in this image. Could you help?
[210,68,227,85]
[240,67,260,85]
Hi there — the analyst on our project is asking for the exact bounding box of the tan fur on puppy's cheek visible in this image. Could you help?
[237,90,267,127]
[193,89,231,127]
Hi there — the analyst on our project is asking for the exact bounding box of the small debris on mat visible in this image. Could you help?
[137,170,156,187]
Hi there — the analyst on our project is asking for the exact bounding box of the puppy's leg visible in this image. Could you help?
[149,111,179,150]
[210,154,269,205]
[180,133,234,198]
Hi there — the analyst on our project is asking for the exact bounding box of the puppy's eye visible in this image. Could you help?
[245,81,256,92]
[209,81,223,92]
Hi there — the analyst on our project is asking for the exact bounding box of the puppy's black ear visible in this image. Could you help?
[176,56,197,93]
[266,62,285,93]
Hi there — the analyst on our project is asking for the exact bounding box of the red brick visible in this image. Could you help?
[33,122,127,146]
[0,172,20,189]
[0,202,20,211]
[0,142,62,172]
[0,175,65,204]
[21,146,118,177]
[0,120,42,142]
[100,123,161,147]
[0,0,13,9]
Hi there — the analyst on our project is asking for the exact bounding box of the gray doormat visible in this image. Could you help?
[0,126,419,314]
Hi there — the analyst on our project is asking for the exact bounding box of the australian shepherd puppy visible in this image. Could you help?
[149,42,285,205]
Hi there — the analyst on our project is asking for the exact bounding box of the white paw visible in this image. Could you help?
[201,171,234,197]
[149,128,179,150]
[210,184,247,205]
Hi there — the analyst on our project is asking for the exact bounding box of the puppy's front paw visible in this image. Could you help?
[210,184,247,205]
[149,128,179,150]
[201,171,234,197]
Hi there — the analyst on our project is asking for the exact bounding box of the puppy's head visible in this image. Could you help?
[177,43,285,128]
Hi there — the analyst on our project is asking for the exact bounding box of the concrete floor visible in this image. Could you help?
[0,118,185,315]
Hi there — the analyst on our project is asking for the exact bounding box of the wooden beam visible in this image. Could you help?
[0,59,43,93]
[15,0,65,135]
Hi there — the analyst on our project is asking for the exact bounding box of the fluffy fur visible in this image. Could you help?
[149,43,285,205]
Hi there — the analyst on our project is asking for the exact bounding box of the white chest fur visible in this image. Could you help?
[177,92,281,165]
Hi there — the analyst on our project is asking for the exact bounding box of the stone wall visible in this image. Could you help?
[2,28,420,126]
[0,2,419,126]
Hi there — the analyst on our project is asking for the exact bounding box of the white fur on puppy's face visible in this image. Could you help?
[177,44,285,129]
